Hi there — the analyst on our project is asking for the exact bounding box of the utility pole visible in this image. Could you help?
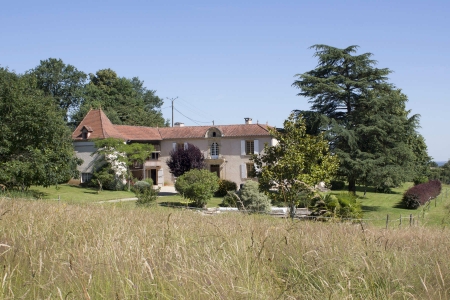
[168,97,178,127]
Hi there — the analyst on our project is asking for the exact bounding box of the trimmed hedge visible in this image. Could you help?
[402,180,442,209]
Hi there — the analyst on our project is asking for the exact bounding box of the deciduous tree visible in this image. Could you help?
[0,68,81,189]
[252,113,339,217]
[166,143,205,177]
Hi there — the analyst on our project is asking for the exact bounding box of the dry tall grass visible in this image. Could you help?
[1,198,450,299]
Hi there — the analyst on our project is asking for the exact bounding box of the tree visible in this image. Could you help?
[166,143,206,177]
[93,138,155,191]
[0,68,81,190]
[30,58,87,122]
[72,69,167,127]
[175,169,219,207]
[252,113,339,218]
[292,45,428,193]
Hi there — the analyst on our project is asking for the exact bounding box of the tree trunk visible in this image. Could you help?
[348,178,356,194]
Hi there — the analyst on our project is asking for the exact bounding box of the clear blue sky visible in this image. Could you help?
[1,0,449,161]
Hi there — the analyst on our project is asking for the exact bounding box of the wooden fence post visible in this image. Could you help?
[410,214,412,227]
[399,214,402,227]
[386,214,389,230]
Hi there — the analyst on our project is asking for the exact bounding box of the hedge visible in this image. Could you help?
[402,180,442,209]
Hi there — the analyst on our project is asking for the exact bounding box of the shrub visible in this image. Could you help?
[402,180,442,209]
[330,180,345,191]
[215,179,237,197]
[135,185,159,207]
[221,191,238,207]
[240,181,271,213]
[175,169,219,208]
[413,176,429,186]
[133,180,152,192]
[311,193,361,219]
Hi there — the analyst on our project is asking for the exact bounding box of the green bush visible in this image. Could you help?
[330,180,345,190]
[336,193,362,219]
[175,169,219,208]
[413,176,428,186]
[135,185,159,207]
[133,180,151,192]
[215,179,237,197]
[240,181,271,213]
[221,191,238,207]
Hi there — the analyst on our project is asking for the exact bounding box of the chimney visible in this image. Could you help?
[174,122,185,127]
[244,118,252,125]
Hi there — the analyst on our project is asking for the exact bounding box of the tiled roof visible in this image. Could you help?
[72,109,125,140]
[115,125,162,141]
[158,124,271,139]
[72,109,272,141]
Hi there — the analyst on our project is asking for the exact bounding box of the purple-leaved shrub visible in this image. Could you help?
[402,180,442,209]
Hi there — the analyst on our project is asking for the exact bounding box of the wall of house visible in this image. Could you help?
[159,136,273,187]
[73,141,100,183]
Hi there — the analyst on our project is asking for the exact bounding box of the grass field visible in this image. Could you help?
[1,197,450,299]
[7,182,450,228]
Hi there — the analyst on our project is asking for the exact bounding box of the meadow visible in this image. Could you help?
[1,185,450,299]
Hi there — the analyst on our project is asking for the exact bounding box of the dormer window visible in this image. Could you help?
[211,142,219,159]
[213,132,216,137]
[80,125,93,140]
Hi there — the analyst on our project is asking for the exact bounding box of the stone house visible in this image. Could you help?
[72,109,275,186]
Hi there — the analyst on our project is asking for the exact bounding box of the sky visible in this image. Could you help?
[1,0,449,161]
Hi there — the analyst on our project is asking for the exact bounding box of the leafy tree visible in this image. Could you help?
[175,169,219,207]
[292,45,428,193]
[93,138,155,191]
[30,58,87,122]
[252,113,339,218]
[72,69,167,127]
[166,143,206,177]
[0,68,81,190]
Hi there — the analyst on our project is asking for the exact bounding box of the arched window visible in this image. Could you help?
[211,142,219,158]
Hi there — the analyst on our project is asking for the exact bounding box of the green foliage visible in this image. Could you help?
[30,58,87,122]
[215,179,237,197]
[133,180,152,192]
[239,181,271,213]
[293,45,429,193]
[330,180,345,190]
[72,69,167,127]
[175,169,219,208]
[312,193,362,219]
[222,192,238,207]
[413,176,429,186]
[0,67,81,190]
[252,113,339,217]
[135,182,159,207]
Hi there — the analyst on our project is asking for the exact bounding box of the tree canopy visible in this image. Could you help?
[252,113,339,217]
[166,143,206,177]
[292,45,429,193]
[30,58,87,122]
[72,68,168,127]
[0,68,81,189]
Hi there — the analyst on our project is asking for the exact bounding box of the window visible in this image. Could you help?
[246,163,255,178]
[81,172,92,183]
[151,152,159,160]
[212,132,216,137]
[246,141,254,155]
[133,161,143,168]
[211,142,219,158]
[82,131,87,139]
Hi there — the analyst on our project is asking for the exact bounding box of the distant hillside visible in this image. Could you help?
[436,161,447,167]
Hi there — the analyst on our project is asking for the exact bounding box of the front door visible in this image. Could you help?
[210,164,220,178]
[150,169,157,185]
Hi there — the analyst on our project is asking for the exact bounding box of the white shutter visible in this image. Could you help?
[158,169,164,186]
[241,140,246,155]
[184,142,188,150]
[241,163,247,178]
[172,143,176,151]
[254,140,259,155]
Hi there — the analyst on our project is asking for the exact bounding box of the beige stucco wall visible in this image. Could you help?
[160,136,273,186]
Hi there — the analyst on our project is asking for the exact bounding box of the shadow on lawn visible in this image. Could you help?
[159,201,196,208]
[361,205,382,212]
[354,185,402,195]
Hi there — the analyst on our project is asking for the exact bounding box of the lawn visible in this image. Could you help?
[340,183,450,228]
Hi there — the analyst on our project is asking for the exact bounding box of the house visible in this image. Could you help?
[72,109,276,186]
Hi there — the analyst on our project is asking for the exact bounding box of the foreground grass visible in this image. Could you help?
[1,198,450,299]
